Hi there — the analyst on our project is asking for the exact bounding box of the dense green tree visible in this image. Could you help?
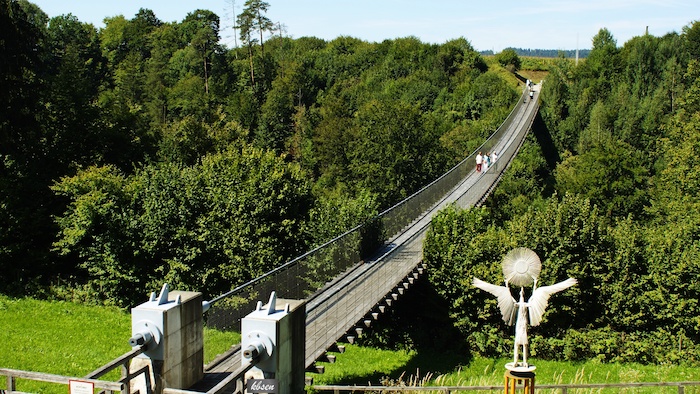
[182,9,221,95]
[100,9,161,66]
[682,20,700,61]
[463,72,518,122]
[495,48,521,72]
[237,0,273,86]
[0,0,48,291]
[0,0,44,159]
[583,28,620,97]
[255,60,302,152]
[158,109,243,165]
[144,22,181,125]
[539,57,572,148]
[52,145,313,304]
[348,99,446,206]
[51,165,138,301]
[483,135,551,223]
[425,194,609,360]
[437,38,486,77]
[649,60,700,224]
[621,34,659,99]
[555,139,650,219]
[310,83,356,186]
[43,14,106,170]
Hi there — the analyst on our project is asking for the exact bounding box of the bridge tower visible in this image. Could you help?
[241,292,306,394]
[128,284,204,394]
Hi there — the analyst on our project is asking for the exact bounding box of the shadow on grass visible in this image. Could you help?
[325,279,474,386]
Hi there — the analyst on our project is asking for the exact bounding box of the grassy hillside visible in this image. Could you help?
[3,296,700,392]
[0,295,239,393]
[311,345,700,392]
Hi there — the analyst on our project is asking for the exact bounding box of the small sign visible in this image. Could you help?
[246,378,278,393]
[69,380,94,394]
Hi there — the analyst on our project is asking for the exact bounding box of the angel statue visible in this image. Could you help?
[472,247,576,370]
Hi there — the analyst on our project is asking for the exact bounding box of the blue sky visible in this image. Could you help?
[28,0,699,52]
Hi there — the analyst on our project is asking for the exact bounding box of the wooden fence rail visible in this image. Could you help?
[1,368,124,393]
[1,346,148,394]
[312,381,700,393]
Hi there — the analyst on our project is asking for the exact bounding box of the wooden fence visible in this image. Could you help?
[1,346,148,394]
[312,381,700,393]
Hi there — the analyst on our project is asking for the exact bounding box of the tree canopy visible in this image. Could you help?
[0,0,509,305]
[424,24,700,364]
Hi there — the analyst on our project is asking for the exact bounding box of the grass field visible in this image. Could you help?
[3,296,700,393]
[0,295,239,393]
[312,345,700,393]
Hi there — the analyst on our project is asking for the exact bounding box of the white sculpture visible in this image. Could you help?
[472,247,577,370]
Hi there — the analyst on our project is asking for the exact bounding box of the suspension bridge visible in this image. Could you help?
[188,83,542,391]
[0,83,541,394]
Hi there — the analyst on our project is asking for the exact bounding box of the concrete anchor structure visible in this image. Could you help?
[129,284,204,394]
[241,292,306,394]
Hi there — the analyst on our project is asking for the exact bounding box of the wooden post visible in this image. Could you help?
[504,370,535,394]
[7,374,16,391]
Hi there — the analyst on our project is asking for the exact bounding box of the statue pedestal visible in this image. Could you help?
[504,367,535,394]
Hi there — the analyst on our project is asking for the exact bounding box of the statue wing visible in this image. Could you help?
[528,277,577,326]
[472,277,517,325]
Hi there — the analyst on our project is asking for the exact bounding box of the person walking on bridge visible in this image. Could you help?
[476,152,483,172]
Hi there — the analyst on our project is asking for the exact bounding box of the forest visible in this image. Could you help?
[1,0,514,304]
[3,0,700,365]
[423,25,700,363]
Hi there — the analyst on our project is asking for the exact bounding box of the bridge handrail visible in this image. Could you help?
[207,220,367,306]
[204,86,531,331]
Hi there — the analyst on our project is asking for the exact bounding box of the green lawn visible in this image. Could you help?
[3,295,700,393]
[311,345,700,393]
[0,295,239,393]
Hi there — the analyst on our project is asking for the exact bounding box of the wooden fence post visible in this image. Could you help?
[7,374,16,391]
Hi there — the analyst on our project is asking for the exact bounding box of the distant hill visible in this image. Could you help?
[480,47,590,58]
